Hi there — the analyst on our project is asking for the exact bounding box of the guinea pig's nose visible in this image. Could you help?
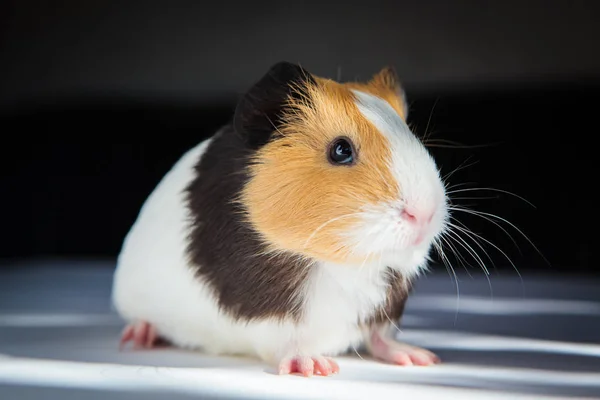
[400,206,434,226]
[400,209,417,223]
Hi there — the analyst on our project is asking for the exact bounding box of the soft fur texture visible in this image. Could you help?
[112,62,448,373]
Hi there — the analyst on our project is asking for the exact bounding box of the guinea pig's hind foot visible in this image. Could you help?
[277,355,340,377]
[367,328,440,366]
[119,320,163,350]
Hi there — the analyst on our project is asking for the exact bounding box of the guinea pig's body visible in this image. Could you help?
[112,62,448,376]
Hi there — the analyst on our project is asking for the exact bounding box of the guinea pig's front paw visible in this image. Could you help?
[277,355,340,377]
[368,329,440,366]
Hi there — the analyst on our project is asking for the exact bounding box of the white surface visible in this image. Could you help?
[0,259,599,399]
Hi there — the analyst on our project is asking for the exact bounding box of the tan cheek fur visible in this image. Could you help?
[240,71,406,264]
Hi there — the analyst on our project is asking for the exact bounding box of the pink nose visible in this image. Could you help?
[401,206,434,226]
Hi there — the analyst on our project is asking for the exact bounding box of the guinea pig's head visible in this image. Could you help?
[235,62,448,275]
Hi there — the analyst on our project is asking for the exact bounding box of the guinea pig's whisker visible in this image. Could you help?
[444,181,478,192]
[449,196,500,202]
[442,156,478,184]
[353,248,374,286]
[442,229,487,276]
[449,219,522,281]
[444,224,497,296]
[382,301,403,335]
[444,226,490,275]
[438,238,465,309]
[421,97,440,143]
[435,236,455,269]
[439,231,475,275]
[302,212,363,249]
[449,205,547,265]
[446,187,536,209]
[448,220,497,272]
[424,139,502,149]
[351,344,365,361]
[433,238,450,275]
[424,139,463,147]
[374,249,403,333]
[432,238,461,322]
[447,221,494,265]
[441,182,542,293]
[450,205,519,250]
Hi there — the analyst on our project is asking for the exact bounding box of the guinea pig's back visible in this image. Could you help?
[111,136,221,348]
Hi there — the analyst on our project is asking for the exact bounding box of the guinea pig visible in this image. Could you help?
[111,61,449,377]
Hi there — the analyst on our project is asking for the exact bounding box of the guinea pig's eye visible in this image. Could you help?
[328,137,355,165]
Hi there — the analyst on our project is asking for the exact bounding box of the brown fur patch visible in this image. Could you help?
[186,125,314,322]
[239,69,407,264]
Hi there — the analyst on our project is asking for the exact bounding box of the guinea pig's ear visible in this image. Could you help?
[234,61,316,149]
[371,66,409,119]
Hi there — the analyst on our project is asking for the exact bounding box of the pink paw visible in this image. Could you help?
[369,330,440,366]
[278,355,340,377]
[119,320,162,350]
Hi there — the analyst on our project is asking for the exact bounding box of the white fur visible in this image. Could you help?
[348,89,448,279]
[112,132,398,366]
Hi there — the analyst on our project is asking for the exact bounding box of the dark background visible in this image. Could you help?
[0,0,597,275]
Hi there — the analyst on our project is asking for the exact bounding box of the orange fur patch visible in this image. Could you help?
[240,68,407,264]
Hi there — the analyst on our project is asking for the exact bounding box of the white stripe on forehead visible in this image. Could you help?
[351,89,415,146]
[351,89,438,203]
